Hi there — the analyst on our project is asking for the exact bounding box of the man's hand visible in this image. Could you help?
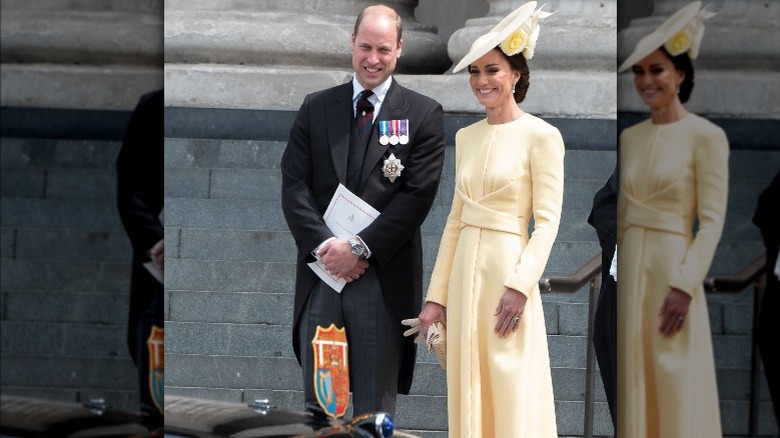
[149,241,164,272]
[318,240,368,282]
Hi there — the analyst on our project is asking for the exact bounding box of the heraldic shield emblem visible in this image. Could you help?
[147,325,164,414]
[312,324,349,418]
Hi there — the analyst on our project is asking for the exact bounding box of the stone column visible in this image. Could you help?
[164,0,449,111]
[0,0,163,110]
[617,0,780,118]
[439,0,617,118]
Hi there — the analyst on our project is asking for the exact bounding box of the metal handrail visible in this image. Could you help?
[540,253,602,294]
[538,252,768,438]
[705,253,767,438]
[540,252,603,438]
[704,253,766,293]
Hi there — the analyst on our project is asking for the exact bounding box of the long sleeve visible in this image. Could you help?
[280,94,339,263]
[116,89,164,257]
[425,137,464,307]
[668,127,729,295]
[503,125,565,296]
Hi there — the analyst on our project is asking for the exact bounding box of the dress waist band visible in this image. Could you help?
[457,189,524,236]
[624,193,687,236]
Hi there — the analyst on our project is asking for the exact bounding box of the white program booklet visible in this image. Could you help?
[143,208,165,284]
[308,184,380,292]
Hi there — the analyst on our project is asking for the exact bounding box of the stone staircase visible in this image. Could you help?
[160,113,779,437]
[0,136,140,409]
[1,113,777,437]
[160,114,618,437]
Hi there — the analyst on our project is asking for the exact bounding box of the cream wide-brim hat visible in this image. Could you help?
[452,1,539,73]
[618,1,704,72]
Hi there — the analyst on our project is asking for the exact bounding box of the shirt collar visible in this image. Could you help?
[352,76,393,104]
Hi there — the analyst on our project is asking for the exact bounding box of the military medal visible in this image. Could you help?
[378,120,390,146]
[382,153,404,183]
[389,120,399,145]
[399,119,409,145]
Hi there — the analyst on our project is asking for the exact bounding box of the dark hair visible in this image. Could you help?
[496,47,530,103]
[353,6,403,44]
[659,46,695,103]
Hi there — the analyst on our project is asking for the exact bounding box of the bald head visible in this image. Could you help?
[353,5,403,44]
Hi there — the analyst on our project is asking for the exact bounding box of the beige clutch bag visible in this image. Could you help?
[401,318,446,369]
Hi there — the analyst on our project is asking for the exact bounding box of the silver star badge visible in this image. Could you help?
[382,153,404,183]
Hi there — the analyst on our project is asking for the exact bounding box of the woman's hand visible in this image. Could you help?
[494,288,527,338]
[419,301,447,340]
[659,287,692,337]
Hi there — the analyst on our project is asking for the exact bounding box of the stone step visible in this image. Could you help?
[0,354,136,390]
[0,321,127,357]
[163,256,604,299]
[168,227,601,267]
[0,198,125,231]
[4,229,131,262]
[161,370,776,437]
[0,259,130,292]
[161,138,777,182]
[1,291,129,324]
[0,138,121,169]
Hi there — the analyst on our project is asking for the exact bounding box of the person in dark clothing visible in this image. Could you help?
[116,89,164,431]
[587,164,618,430]
[752,167,780,426]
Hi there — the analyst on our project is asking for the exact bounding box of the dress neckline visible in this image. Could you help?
[486,112,529,126]
[650,112,692,127]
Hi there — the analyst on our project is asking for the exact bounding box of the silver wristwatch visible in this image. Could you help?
[348,238,366,258]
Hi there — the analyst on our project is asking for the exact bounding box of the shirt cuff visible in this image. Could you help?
[354,235,372,259]
[311,237,336,260]
[609,244,618,281]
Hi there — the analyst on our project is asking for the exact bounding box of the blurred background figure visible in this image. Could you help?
[617,3,727,436]
[587,164,618,430]
[1,1,162,435]
[116,89,165,432]
[753,168,780,426]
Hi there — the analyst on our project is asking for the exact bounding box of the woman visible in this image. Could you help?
[418,2,562,436]
[617,2,727,437]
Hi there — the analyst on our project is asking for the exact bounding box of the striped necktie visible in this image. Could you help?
[355,90,375,142]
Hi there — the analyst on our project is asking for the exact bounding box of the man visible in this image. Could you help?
[116,89,164,432]
[753,168,780,425]
[281,5,445,418]
[587,164,618,430]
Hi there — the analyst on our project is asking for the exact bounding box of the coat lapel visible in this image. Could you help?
[359,79,409,189]
[326,83,353,184]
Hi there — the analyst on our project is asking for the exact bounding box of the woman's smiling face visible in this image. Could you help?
[468,49,520,109]
[632,49,685,110]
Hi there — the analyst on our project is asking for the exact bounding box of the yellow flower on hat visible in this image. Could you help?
[500,30,527,56]
[664,28,692,56]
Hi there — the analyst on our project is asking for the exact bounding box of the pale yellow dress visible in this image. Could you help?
[426,114,564,437]
[617,113,728,438]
